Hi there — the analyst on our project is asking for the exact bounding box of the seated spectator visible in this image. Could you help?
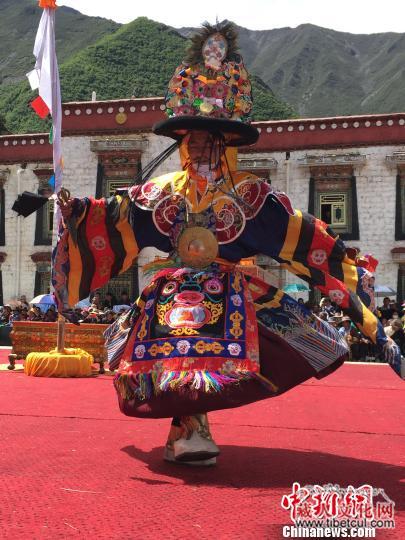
[103,310,116,324]
[27,308,41,321]
[320,296,335,317]
[81,310,100,324]
[378,297,394,321]
[390,319,405,355]
[338,316,352,339]
[19,295,30,309]
[339,316,369,361]
[33,306,42,319]
[9,307,21,323]
[103,292,117,310]
[120,291,131,306]
[43,306,57,322]
[90,291,102,310]
[381,317,389,328]
[312,304,321,316]
[327,317,338,328]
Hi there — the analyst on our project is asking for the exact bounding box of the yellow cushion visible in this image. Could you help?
[24,348,93,377]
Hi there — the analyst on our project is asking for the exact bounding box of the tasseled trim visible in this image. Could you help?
[114,369,263,401]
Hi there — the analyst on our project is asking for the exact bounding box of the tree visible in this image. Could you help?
[0,114,9,134]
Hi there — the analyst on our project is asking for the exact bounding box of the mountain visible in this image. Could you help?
[212,23,405,117]
[0,0,120,86]
[0,17,295,134]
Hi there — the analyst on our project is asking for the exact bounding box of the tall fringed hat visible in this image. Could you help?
[153,21,259,147]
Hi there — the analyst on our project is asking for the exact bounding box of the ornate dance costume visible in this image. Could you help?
[53,23,402,464]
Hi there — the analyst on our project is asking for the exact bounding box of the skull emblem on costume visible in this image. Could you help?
[176,340,191,355]
[91,235,106,251]
[227,343,242,356]
[329,289,345,305]
[310,249,327,266]
[134,345,146,359]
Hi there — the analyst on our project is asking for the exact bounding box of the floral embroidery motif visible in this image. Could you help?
[232,272,242,293]
[204,278,223,294]
[203,301,224,323]
[170,327,199,336]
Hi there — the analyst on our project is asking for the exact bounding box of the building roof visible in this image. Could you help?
[1,96,404,163]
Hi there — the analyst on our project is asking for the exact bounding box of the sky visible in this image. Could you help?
[57,0,405,34]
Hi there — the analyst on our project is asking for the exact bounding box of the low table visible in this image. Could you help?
[8,321,109,374]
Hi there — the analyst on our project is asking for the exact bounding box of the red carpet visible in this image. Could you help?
[0,348,404,539]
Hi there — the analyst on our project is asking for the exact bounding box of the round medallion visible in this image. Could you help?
[115,112,127,125]
[177,226,218,268]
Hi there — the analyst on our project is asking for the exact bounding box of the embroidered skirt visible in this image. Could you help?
[107,269,349,418]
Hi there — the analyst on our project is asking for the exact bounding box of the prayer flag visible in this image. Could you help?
[30,95,50,119]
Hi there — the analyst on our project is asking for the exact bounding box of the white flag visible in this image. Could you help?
[30,8,63,193]
[26,68,40,91]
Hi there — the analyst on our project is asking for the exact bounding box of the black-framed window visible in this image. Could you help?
[34,262,51,296]
[34,196,53,246]
[395,169,405,240]
[397,265,405,304]
[96,155,142,198]
[308,172,359,241]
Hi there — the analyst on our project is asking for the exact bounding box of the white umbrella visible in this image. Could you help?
[374,286,396,297]
[30,294,56,312]
[30,294,55,305]
[74,298,91,309]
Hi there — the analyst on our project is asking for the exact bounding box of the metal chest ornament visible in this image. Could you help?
[177,213,219,269]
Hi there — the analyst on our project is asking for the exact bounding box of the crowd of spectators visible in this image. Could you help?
[1,291,404,362]
[303,295,405,361]
[0,291,133,328]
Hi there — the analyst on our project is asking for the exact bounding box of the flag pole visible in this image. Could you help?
[29,1,66,351]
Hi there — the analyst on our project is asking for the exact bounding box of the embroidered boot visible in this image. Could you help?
[164,414,219,465]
